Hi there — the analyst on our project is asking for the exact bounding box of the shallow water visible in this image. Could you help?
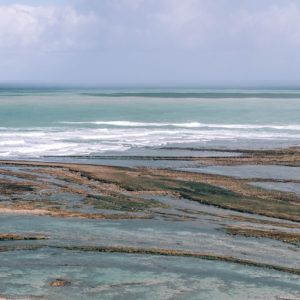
[249,182,300,196]
[0,214,299,269]
[43,158,203,169]
[44,148,243,157]
[178,165,300,180]
[0,247,299,300]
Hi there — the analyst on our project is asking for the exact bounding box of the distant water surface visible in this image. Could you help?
[0,87,299,158]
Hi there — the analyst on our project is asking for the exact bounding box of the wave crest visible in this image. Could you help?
[59,121,300,130]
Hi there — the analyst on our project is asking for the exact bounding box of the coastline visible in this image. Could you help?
[1,147,299,221]
[1,146,299,298]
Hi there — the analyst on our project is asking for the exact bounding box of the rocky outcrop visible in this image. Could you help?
[0,234,48,241]
[50,279,71,287]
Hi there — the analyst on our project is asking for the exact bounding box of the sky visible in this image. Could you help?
[1,0,300,86]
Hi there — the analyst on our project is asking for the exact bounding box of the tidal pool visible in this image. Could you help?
[249,182,300,196]
[0,214,299,269]
[177,165,300,180]
[0,247,299,300]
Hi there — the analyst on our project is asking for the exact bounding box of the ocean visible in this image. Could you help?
[0,87,300,158]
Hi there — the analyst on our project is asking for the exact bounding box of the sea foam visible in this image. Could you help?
[0,124,300,158]
[59,121,300,130]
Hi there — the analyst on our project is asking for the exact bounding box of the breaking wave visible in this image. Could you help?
[0,124,300,158]
[60,121,300,130]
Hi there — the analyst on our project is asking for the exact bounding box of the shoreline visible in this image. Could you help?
[0,148,299,298]
[0,149,300,222]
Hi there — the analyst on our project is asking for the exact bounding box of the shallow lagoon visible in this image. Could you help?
[0,247,299,300]
[0,214,299,269]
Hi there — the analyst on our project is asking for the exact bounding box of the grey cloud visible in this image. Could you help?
[1,0,300,84]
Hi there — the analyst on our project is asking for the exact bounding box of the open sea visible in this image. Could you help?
[0,87,300,159]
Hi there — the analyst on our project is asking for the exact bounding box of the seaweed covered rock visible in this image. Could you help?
[50,279,71,287]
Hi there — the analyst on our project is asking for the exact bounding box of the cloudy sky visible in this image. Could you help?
[1,0,300,86]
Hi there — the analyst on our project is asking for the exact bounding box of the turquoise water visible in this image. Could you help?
[0,248,299,300]
[0,214,299,268]
[0,87,299,158]
[1,212,299,299]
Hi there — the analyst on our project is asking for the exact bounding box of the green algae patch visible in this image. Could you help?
[0,182,36,195]
[158,179,300,222]
[84,193,167,212]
